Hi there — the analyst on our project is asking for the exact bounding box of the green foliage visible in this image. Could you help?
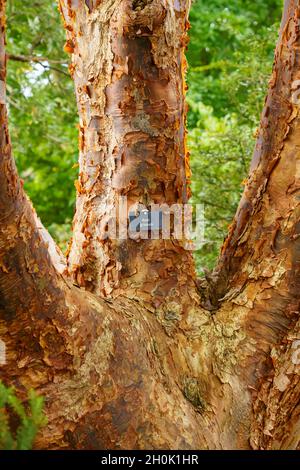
[0,381,47,450]
[7,0,77,236]
[6,0,283,272]
[187,0,283,272]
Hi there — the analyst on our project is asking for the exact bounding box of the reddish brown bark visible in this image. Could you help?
[62,0,197,314]
[213,0,300,448]
[0,0,300,450]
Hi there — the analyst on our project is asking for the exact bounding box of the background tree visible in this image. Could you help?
[1,0,300,450]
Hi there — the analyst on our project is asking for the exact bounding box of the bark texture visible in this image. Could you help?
[61,0,197,313]
[214,0,300,449]
[0,0,299,450]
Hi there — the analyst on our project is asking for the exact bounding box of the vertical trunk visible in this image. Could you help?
[60,0,198,312]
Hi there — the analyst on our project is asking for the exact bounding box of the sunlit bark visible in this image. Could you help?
[0,0,299,450]
[62,0,197,313]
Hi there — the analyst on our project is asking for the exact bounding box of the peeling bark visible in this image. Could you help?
[0,0,300,450]
[61,0,197,313]
[214,0,300,448]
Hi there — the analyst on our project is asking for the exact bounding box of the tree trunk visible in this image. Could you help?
[0,0,300,450]
[62,0,197,313]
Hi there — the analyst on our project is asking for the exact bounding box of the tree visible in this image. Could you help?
[0,0,299,450]
[5,0,283,272]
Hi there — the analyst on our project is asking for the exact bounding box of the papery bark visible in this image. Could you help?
[0,0,299,451]
[61,0,197,314]
[213,0,300,449]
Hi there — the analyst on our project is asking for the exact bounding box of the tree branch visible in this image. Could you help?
[213,0,300,305]
[7,53,67,65]
[7,53,70,77]
[209,0,300,447]
[0,0,71,380]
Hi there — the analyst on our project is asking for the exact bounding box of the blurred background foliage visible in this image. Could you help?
[0,381,46,450]
[7,0,76,248]
[6,0,283,272]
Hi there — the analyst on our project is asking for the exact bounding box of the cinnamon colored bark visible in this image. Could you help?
[213,0,300,448]
[0,0,299,450]
[61,0,197,312]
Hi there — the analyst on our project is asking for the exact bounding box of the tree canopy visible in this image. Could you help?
[7,0,283,270]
